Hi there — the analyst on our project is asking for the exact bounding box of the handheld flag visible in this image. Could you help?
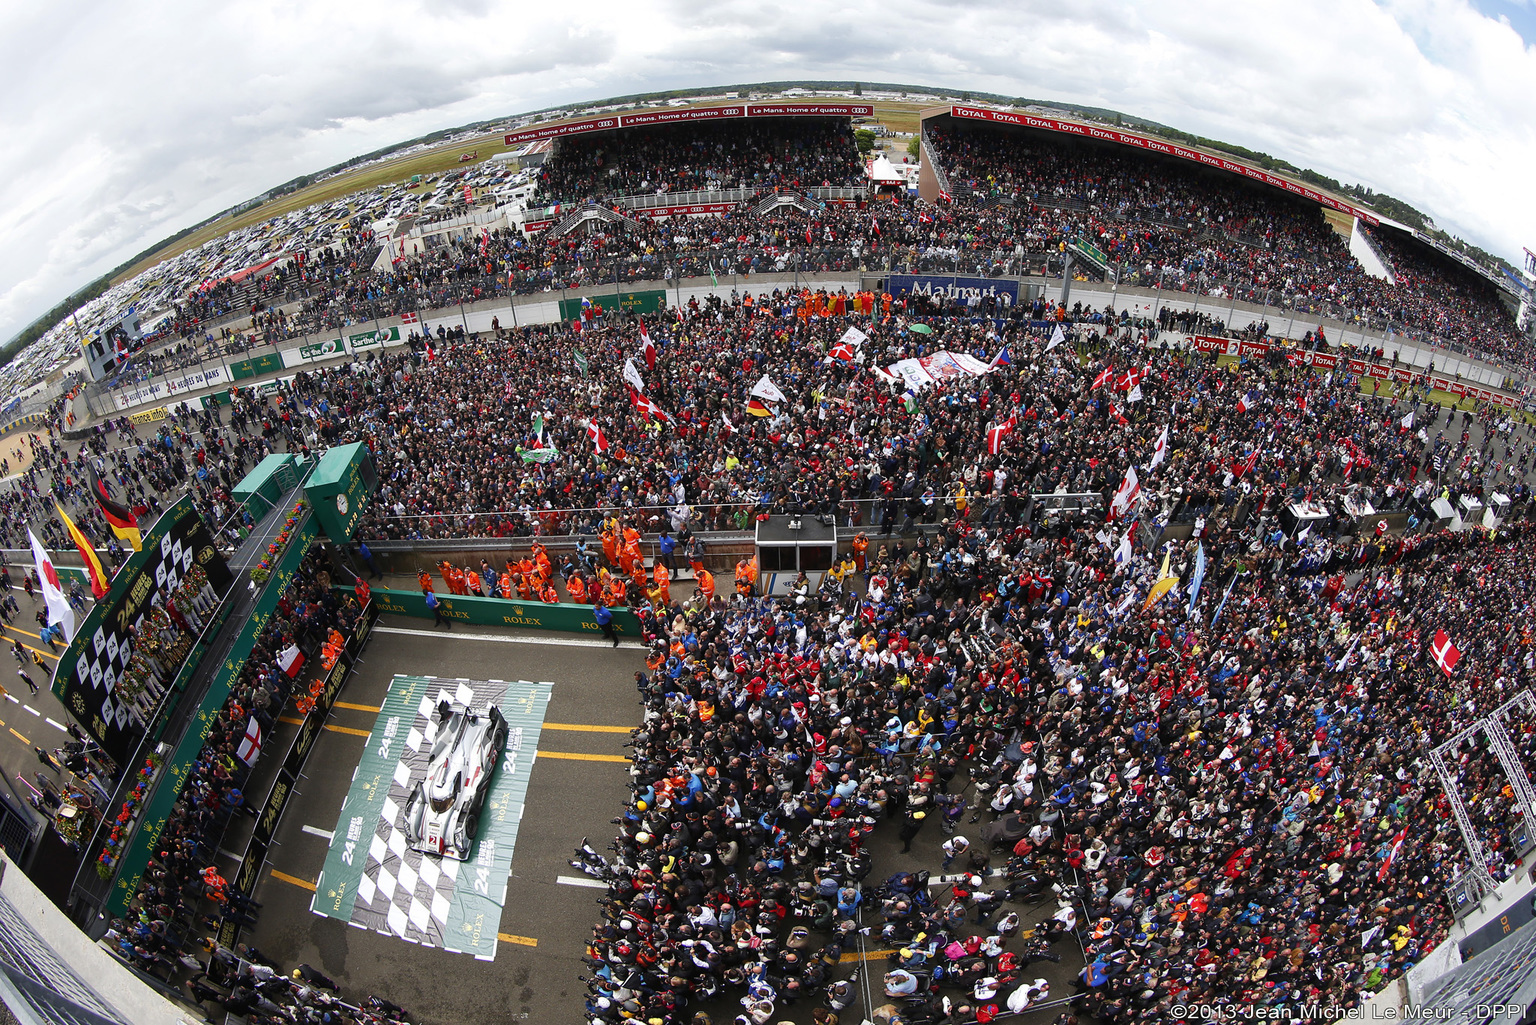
[90,471,141,551]
[28,527,75,642]
[1149,424,1169,470]
[1212,574,1237,625]
[750,375,787,404]
[987,344,1011,370]
[1430,629,1461,676]
[1091,367,1113,390]
[1109,466,1140,520]
[639,320,657,370]
[236,717,264,767]
[622,358,647,394]
[1187,543,1207,616]
[1401,411,1414,430]
[586,421,609,453]
[745,398,773,418]
[986,415,1017,456]
[56,503,108,599]
[573,350,589,378]
[1237,391,1255,413]
[628,388,673,425]
[1045,324,1066,352]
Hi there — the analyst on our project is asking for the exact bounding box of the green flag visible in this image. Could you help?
[532,412,545,444]
[708,259,718,287]
[518,444,558,464]
[573,350,588,378]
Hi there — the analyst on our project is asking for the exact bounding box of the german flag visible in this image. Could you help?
[56,503,108,598]
[90,470,141,551]
[745,398,772,418]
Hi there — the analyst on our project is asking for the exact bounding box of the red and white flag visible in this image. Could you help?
[720,411,737,434]
[236,717,264,767]
[986,415,1017,456]
[28,527,75,641]
[829,341,857,362]
[586,421,610,453]
[628,388,673,424]
[1091,366,1114,390]
[401,311,419,325]
[1234,450,1260,477]
[1377,827,1409,882]
[1109,467,1140,521]
[639,319,657,370]
[1149,424,1170,470]
[1115,367,1142,392]
[278,643,305,678]
[1430,629,1462,676]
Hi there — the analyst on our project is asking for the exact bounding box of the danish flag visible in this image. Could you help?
[986,415,1017,455]
[587,421,610,453]
[1091,367,1114,390]
[628,388,673,424]
[639,319,657,370]
[1430,629,1461,676]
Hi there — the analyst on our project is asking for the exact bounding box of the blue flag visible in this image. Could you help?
[1187,543,1207,617]
[1211,572,1237,625]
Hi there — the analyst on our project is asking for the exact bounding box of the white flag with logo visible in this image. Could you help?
[622,358,646,394]
[750,374,787,404]
[837,325,868,349]
[28,528,75,641]
[1045,324,1066,352]
[1401,411,1414,430]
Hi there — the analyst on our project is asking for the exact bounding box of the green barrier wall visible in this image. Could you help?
[339,585,639,636]
[106,513,319,916]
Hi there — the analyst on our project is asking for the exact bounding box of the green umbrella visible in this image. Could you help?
[909,323,934,335]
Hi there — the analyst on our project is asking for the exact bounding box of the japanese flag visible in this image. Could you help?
[28,528,74,642]
[1149,424,1169,470]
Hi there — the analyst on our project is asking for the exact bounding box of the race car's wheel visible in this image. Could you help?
[463,812,479,843]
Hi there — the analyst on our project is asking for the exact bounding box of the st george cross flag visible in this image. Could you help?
[1045,324,1066,352]
[1109,467,1140,521]
[622,358,646,394]
[986,415,1017,455]
[1150,424,1170,470]
[587,421,610,453]
[1091,367,1114,390]
[28,527,75,641]
[1431,629,1462,675]
[639,319,657,370]
[751,375,787,404]
[236,717,264,767]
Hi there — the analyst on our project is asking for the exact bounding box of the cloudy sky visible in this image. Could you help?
[0,0,1532,347]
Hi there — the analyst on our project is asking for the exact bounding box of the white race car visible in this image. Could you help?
[402,700,509,860]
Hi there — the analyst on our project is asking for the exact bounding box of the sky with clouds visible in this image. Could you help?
[0,0,1532,347]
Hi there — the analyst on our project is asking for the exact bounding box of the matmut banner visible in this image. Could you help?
[505,102,873,146]
[945,105,1379,227]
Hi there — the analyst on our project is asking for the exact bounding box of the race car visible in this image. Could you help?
[402,699,509,860]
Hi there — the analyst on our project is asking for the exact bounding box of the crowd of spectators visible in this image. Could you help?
[535,120,867,209]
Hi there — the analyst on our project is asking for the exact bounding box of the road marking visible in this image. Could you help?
[537,751,629,763]
[278,716,304,726]
[325,724,370,737]
[556,874,609,889]
[301,825,334,841]
[9,727,29,744]
[497,933,538,947]
[2,695,13,704]
[22,706,39,717]
[375,626,639,649]
[45,718,66,732]
[840,948,898,963]
[334,701,380,712]
[217,848,242,862]
[543,722,631,733]
[270,869,317,892]
[3,627,41,640]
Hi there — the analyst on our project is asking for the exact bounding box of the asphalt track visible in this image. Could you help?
[243,616,645,1025]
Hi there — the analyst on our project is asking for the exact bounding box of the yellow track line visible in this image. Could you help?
[498,933,538,947]
[3,626,41,640]
[333,701,380,712]
[840,947,897,963]
[278,716,304,726]
[543,723,632,733]
[270,869,317,892]
[538,751,628,763]
[9,727,30,745]
[324,724,370,737]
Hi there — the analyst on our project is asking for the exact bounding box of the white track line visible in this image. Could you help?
[556,874,609,889]
[45,718,66,732]
[22,706,39,717]
[374,626,641,649]
[301,824,334,841]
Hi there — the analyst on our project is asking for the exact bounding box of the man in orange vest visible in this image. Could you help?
[567,575,588,604]
[697,568,715,604]
[734,558,754,597]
